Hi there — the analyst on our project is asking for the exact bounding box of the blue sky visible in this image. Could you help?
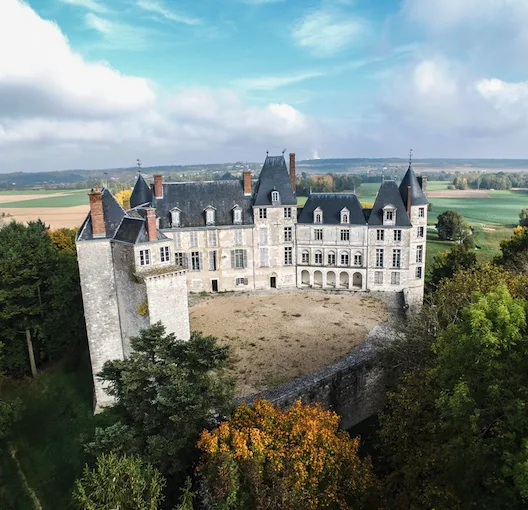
[1,0,527,171]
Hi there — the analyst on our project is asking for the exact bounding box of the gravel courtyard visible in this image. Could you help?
[189,290,389,397]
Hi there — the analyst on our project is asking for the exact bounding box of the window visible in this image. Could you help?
[394,230,402,241]
[419,207,425,218]
[271,190,280,204]
[284,247,293,265]
[236,277,248,286]
[174,232,181,249]
[386,210,394,221]
[302,250,309,264]
[233,207,242,225]
[354,253,362,266]
[259,208,267,219]
[328,252,336,265]
[191,251,201,271]
[205,207,215,225]
[341,252,349,266]
[391,271,400,285]
[392,249,401,268]
[259,228,268,245]
[377,229,385,241]
[284,207,292,218]
[231,249,247,269]
[260,247,269,267]
[314,208,323,224]
[416,266,423,279]
[234,230,243,245]
[340,229,350,241]
[171,209,181,227]
[315,251,323,265]
[314,228,323,241]
[208,230,217,247]
[189,231,198,248]
[376,249,384,268]
[139,249,150,266]
[174,252,187,268]
[416,245,424,263]
[284,226,292,242]
[341,209,350,224]
[160,246,170,263]
[208,251,217,271]
[418,226,425,238]
[375,271,383,285]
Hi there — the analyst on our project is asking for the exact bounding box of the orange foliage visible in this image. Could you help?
[48,228,77,254]
[198,399,375,509]
[115,189,132,208]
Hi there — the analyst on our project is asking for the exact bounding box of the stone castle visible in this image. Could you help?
[76,153,428,408]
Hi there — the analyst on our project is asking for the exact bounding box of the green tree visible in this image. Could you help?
[495,226,528,273]
[0,341,22,446]
[88,323,234,480]
[379,287,528,508]
[73,453,166,510]
[428,244,477,290]
[436,210,471,243]
[519,209,528,227]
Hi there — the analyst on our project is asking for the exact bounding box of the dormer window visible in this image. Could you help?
[205,206,216,226]
[340,208,350,224]
[170,207,182,227]
[383,205,396,226]
[314,207,323,224]
[233,205,242,225]
[271,190,280,205]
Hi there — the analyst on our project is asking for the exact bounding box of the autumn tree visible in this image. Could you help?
[114,189,132,209]
[73,453,166,510]
[519,209,528,227]
[88,323,234,481]
[427,243,477,290]
[495,226,528,273]
[198,399,375,509]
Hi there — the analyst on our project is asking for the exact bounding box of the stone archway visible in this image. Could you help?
[301,270,310,286]
[353,272,362,289]
[327,271,336,288]
[339,272,349,289]
[314,270,323,287]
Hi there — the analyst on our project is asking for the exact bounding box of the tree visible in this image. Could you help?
[519,209,528,227]
[428,244,477,290]
[379,287,528,508]
[88,323,234,480]
[198,399,375,509]
[114,189,132,209]
[0,341,22,446]
[495,226,528,273]
[436,210,471,243]
[73,453,166,510]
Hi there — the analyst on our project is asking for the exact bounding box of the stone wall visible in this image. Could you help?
[241,297,402,429]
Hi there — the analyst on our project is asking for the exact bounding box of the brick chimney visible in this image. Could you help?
[289,153,296,192]
[146,208,157,242]
[419,175,428,194]
[407,185,412,218]
[89,187,106,238]
[243,171,252,196]
[154,174,163,199]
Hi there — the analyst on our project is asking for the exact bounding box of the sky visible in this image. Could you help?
[1,0,528,172]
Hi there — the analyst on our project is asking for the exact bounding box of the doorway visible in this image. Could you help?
[212,279,218,292]
[270,276,277,288]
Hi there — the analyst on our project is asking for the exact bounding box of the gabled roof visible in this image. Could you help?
[130,174,153,208]
[399,165,428,207]
[298,193,366,225]
[113,216,168,244]
[253,155,297,206]
[368,180,411,227]
[77,188,127,241]
[153,180,255,229]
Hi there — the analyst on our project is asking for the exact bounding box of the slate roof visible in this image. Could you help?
[130,174,153,208]
[153,180,256,229]
[399,165,428,207]
[113,216,168,244]
[298,194,366,225]
[368,180,412,227]
[78,188,127,241]
[254,155,297,206]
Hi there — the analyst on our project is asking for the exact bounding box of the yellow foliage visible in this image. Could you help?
[137,300,148,317]
[198,399,375,509]
[360,202,374,209]
[48,228,77,254]
[115,189,132,208]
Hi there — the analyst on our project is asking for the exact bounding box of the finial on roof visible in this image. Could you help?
[282,148,287,154]
[409,148,413,167]
[266,151,269,156]
[137,158,142,173]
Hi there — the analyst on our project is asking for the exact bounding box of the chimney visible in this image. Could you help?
[146,208,157,242]
[407,185,412,218]
[243,171,252,196]
[154,174,163,199]
[420,176,428,194]
[89,187,106,238]
[289,153,296,192]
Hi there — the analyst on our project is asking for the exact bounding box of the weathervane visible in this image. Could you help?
[409,149,413,166]
[137,158,142,173]
[282,148,287,154]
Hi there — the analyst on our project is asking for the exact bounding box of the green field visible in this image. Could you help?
[0,190,90,208]
[0,189,87,196]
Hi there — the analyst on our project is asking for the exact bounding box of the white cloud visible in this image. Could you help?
[136,0,201,26]
[84,13,149,50]
[236,71,324,90]
[292,9,365,57]
[58,0,108,13]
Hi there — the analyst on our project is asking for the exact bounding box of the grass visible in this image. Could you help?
[0,193,90,208]
[1,350,97,510]
[0,189,89,196]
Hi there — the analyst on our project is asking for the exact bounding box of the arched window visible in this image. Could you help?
[328,251,336,265]
[205,206,215,226]
[302,250,310,264]
[171,208,181,227]
[271,190,280,204]
[340,208,350,224]
[354,252,362,266]
[314,207,323,224]
[340,252,349,266]
[315,251,323,265]
[232,206,242,225]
